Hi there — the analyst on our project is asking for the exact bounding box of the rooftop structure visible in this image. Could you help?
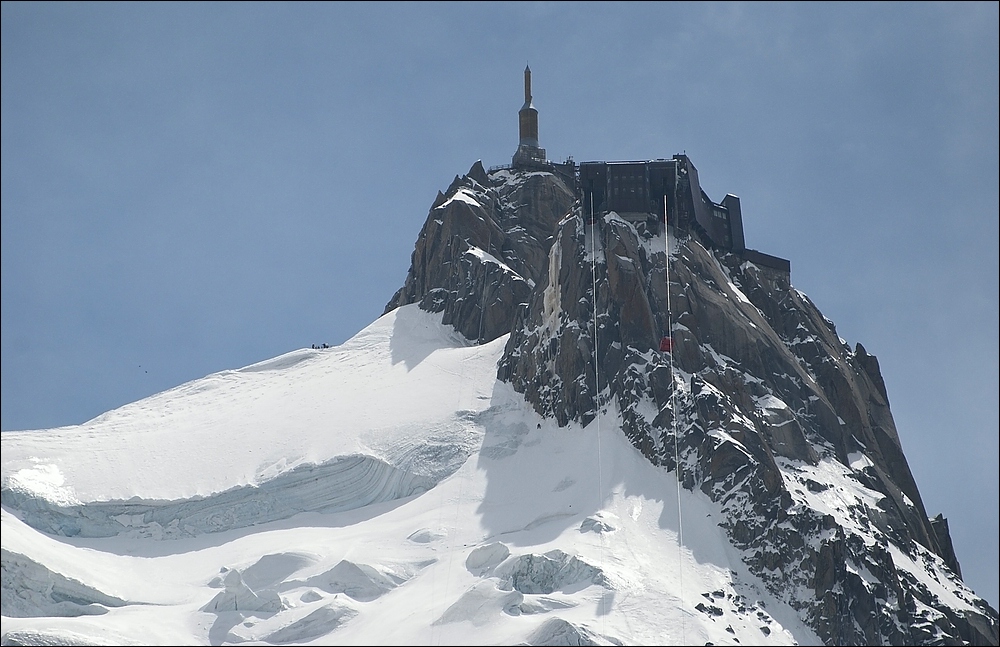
[507,69,789,275]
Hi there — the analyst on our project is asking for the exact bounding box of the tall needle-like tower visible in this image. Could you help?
[512,65,546,167]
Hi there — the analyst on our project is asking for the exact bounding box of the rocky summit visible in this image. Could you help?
[388,160,999,646]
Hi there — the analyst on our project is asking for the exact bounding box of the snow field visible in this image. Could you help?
[2,305,816,645]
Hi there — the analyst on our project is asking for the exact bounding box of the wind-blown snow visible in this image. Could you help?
[1,305,822,645]
[464,246,521,279]
[438,188,481,210]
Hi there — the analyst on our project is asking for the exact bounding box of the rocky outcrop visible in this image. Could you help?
[493,207,997,645]
[387,161,999,645]
[384,161,575,343]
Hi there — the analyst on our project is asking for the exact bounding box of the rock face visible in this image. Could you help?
[384,161,575,344]
[386,161,999,646]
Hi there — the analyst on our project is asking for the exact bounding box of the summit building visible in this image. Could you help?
[508,67,789,275]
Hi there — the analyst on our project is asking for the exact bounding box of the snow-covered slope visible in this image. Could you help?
[4,161,996,646]
[3,303,489,506]
[2,305,818,645]
[382,162,997,645]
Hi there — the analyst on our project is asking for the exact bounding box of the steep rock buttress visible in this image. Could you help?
[384,161,575,344]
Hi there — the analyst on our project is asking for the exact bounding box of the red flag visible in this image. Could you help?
[659,336,673,352]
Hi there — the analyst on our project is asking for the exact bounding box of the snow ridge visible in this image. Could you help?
[2,453,440,539]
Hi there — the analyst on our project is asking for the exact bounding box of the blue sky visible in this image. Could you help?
[2,2,997,607]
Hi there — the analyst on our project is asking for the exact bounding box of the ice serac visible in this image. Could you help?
[1,549,126,618]
[385,162,997,645]
[1,453,438,539]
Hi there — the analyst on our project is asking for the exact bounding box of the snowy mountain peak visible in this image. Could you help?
[387,160,999,645]
[1,160,996,646]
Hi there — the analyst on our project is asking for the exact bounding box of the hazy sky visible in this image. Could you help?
[2,2,997,608]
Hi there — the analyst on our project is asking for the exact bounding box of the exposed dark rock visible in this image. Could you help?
[930,513,963,579]
[385,162,575,344]
[387,161,999,646]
